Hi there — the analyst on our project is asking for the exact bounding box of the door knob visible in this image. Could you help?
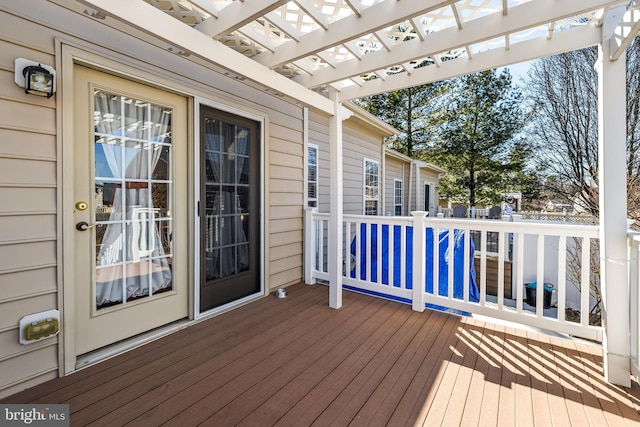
[76,221,97,231]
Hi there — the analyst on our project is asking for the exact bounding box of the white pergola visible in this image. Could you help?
[74,0,640,385]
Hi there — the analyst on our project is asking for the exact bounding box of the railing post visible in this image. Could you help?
[629,234,640,382]
[597,41,630,386]
[304,207,316,285]
[411,211,427,312]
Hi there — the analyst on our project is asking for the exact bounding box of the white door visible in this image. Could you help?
[73,65,189,357]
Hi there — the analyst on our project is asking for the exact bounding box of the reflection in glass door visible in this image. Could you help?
[93,90,174,309]
[200,106,260,311]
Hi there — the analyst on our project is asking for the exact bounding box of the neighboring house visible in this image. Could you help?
[383,148,446,217]
[307,104,446,218]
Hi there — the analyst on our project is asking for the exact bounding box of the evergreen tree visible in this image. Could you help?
[429,69,532,207]
[355,83,440,157]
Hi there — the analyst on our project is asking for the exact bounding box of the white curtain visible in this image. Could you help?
[94,92,173,307]
[204,121,250,280]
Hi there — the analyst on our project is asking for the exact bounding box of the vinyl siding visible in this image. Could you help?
[384,157,406,216]
[0,12,58,398]
[309,111,384,215]
[308,111,331,213]
[0,2,309,397]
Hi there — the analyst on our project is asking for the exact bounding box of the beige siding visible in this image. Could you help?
[343,124,383,215]
[308,111,331,213]
[309,111,384,215]
[0,3,310,397]
[384,157,406,216]
[0,16,58,399]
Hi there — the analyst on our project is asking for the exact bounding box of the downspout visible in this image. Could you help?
[408,162,413,213]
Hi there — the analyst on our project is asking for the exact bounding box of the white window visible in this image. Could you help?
[394,179,403,216]
[363,158,379,215]
[307,144,318,208]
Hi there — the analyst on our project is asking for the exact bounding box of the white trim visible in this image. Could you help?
[194,97,267,320]
[423,180,434,214]
[363,157,380,216]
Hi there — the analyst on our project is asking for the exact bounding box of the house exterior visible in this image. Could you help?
[0,0,437,398]
[383,148,445,217]
[0,0,638,400]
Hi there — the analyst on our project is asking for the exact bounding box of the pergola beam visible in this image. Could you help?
[607,2,640,60]
[339,24,601,100]
[252,0,457,69]
[296,0,619,89]
[192,0,289,40]
[77,0,335,114]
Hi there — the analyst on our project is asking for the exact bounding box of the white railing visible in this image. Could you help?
[305,209,602,341]
[629,232,640,382]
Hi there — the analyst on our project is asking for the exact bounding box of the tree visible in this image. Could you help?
[428,69,533,207]
[526,37,640,220]
[354,83,440,157]
[526,48,599,215]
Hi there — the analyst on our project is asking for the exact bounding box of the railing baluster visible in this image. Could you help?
[318,218,325,274]
[463,228,470,303]
[557,236,567,322]
[480,230,487,306]
[515,231,524,314]
[498,230,505,310]
[365,223,371,283]
[355,221,361,280]
[388,225,395,286]
[404,224,409,288]
[536,233,545,318]
[581,237,590,327]
[433,226,440,296]
[448,228,454,300]
[377,223,383,286]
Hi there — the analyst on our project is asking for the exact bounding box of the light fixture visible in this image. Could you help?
[83,6,107,20]
[15,58,56,98]
[23,65,54,98]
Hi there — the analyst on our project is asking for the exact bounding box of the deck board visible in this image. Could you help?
[3,283,640,426]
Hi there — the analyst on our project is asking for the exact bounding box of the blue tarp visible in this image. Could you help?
[350,224,479,303]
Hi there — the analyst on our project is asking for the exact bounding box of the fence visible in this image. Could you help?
[305,209,602,342]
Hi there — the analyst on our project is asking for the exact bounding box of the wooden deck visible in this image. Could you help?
[3,283,640,426]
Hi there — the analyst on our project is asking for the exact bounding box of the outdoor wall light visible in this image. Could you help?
[14,58,56,99]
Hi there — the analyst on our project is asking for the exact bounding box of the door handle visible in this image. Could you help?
[76,221,97,231]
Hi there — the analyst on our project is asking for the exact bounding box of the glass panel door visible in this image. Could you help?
[200,106,260,311]
[93,91,174,309]
[73,65,188,358]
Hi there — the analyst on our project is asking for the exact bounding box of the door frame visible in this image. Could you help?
[193,98,265,319]
[60,45,197,374]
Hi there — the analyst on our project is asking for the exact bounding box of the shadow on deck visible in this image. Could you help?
[3,283,640,426]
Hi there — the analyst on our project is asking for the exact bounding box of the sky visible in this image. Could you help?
[499,60,534,85]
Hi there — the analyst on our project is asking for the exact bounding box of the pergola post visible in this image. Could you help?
[596,41,631,386]
[328,89,343,309]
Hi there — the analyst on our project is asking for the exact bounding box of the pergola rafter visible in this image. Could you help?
[71,0,629,103]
